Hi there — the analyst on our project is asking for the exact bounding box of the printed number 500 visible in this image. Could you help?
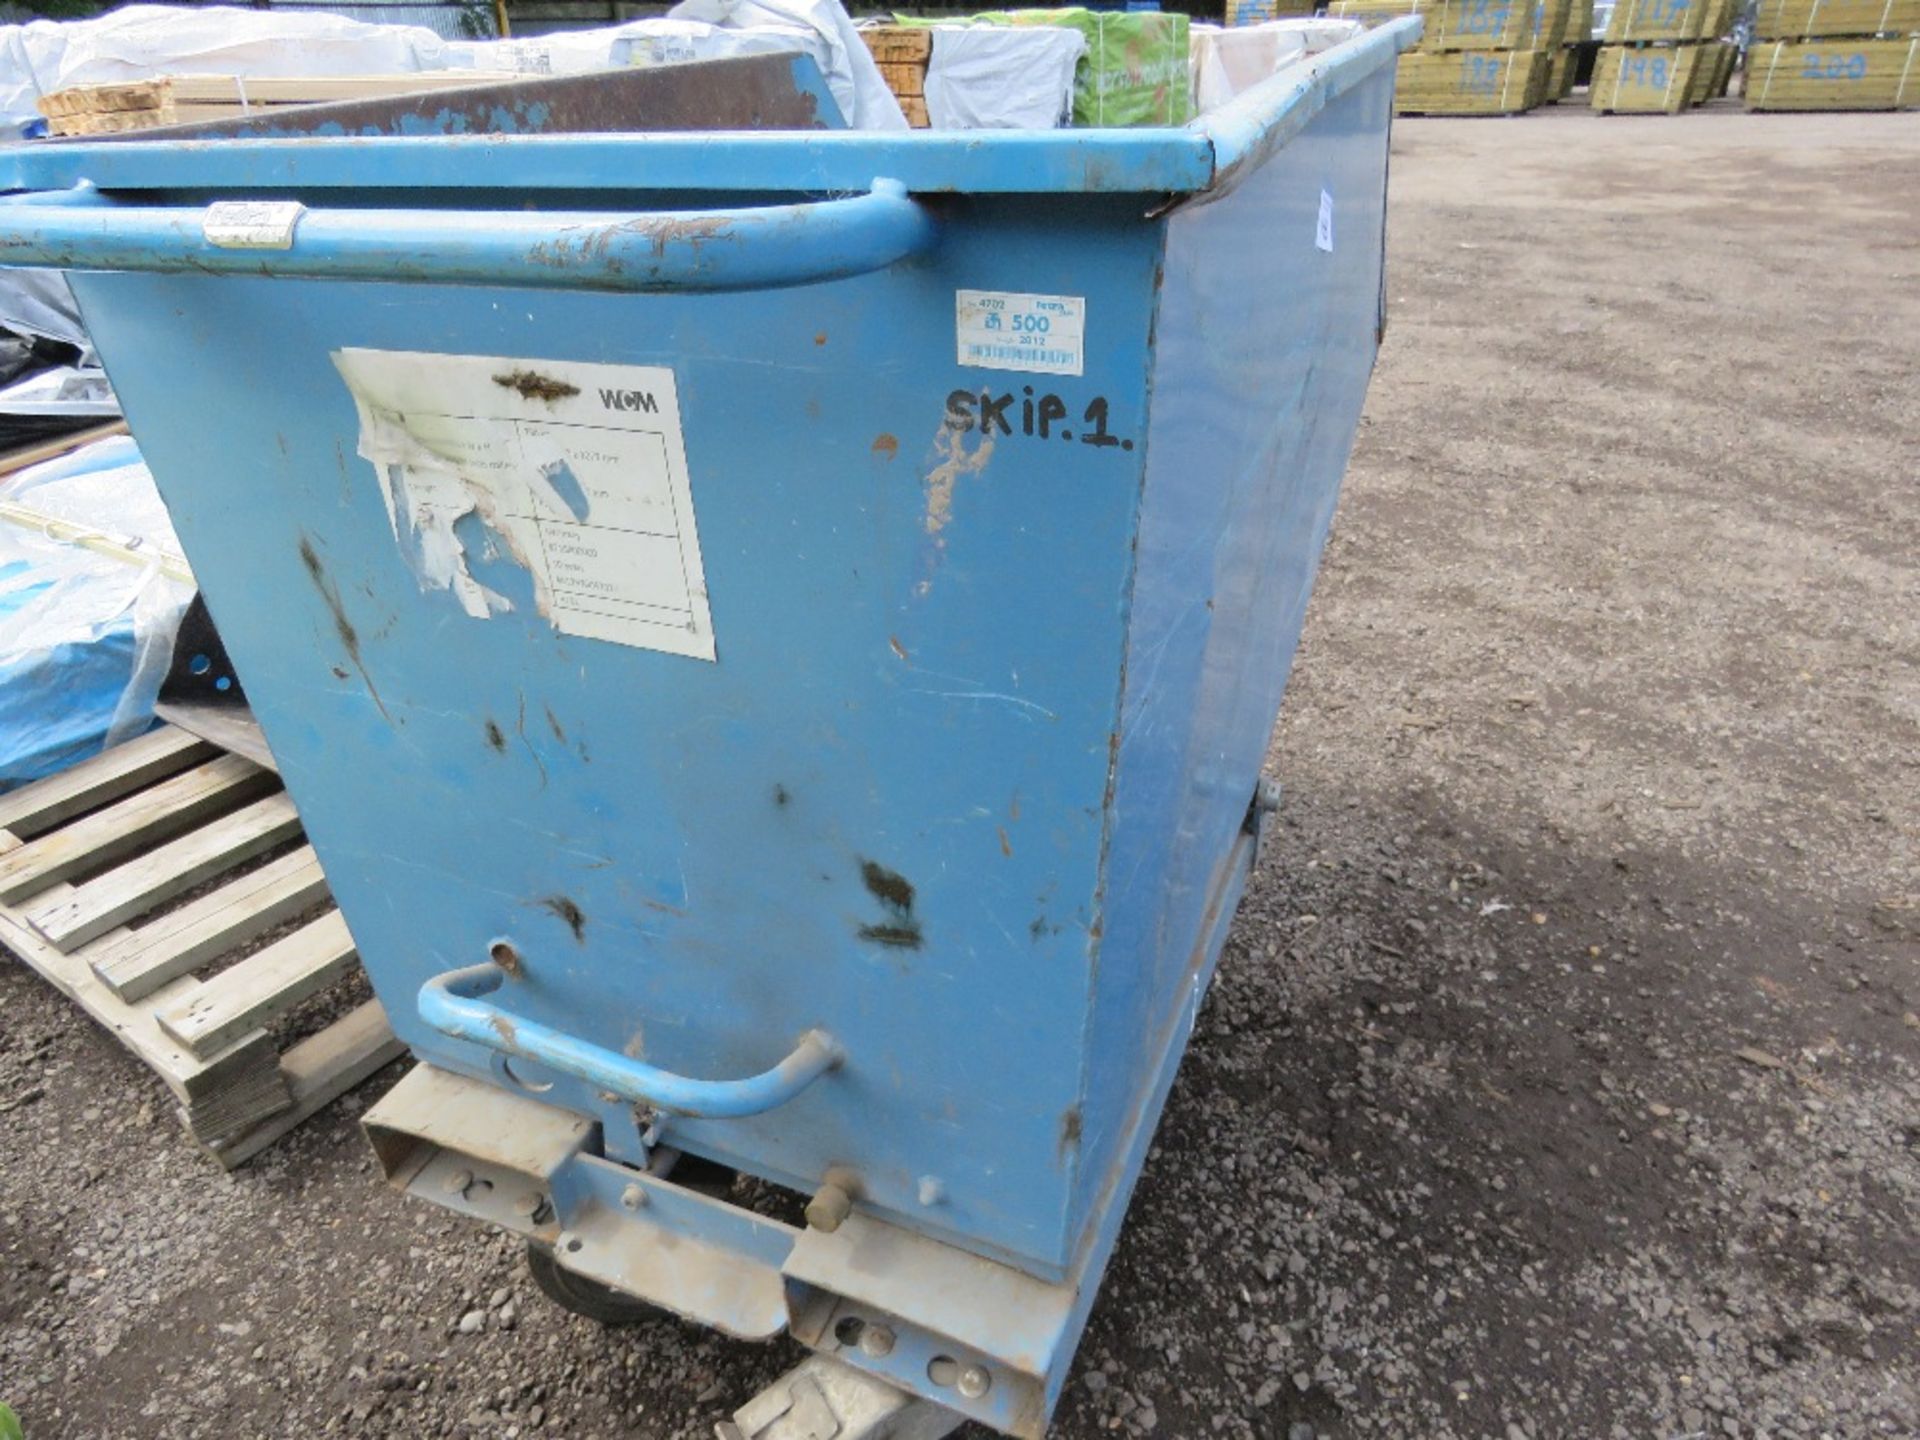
[982,312,1054,335]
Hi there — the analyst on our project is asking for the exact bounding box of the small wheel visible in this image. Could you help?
[526,1240,661,1326]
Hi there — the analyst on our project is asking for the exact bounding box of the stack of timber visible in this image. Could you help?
[1548,0,1596,98]
[37,72,514,136]
[1747,0,1920,108]
[1751,0,1920,37]
[1746,35,1919,104]
[858,26,932,127]
[1524,0,1577,100]
[1547,47,1574,96]
[1333,0,1559,112]
[1590,40,1714,107]
[1592,0,1732,109]
[1685,38,1741,102]
[1225,0,1320,23]
[0,725,402,1167]
[1603,0,1708,43]
[1331,0,1538,48]
[1395,46,1554,108]
[1696,0,1742,101]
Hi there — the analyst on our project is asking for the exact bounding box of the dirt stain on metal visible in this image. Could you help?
[923,420,995,539]
[483,718,508,753]
[528,213,733,273]
[861,860,914,912]
[872,433,899,461]
[773,783,791,807]
[537,895,586,943]
[857,859,921,949]
[998,827,1013,858]
[1057,1107,1082,1163]
[492,368,580,403]
[543,704,567,745]
[298,534,391,723]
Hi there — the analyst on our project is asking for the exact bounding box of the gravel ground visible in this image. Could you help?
[3,104,1917,1440]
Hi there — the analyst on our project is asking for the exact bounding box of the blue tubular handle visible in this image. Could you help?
[419,961,843,1118]
[0,178,934,293]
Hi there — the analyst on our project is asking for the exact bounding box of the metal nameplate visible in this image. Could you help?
[202,200,306,250]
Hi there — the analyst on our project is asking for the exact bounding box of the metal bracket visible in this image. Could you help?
[1242,776,1283,868]
[718,1354,960,1440]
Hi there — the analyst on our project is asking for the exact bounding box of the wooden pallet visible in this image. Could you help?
[0,725,403,1167]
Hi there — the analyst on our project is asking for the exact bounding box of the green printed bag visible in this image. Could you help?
[900,8,1193,126]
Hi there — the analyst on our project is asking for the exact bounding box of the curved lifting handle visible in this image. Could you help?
[418,960,843,1119]
[0,178,935,294]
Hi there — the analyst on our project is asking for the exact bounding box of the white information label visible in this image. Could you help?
[203,200,306,250]
[331,348,716,661]
[955,289,1086,377]
[1316,188,1335,254]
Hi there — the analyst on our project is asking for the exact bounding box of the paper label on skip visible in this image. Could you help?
[331,349,715,661]
[955,290,1086,377]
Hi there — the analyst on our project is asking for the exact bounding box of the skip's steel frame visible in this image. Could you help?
[0,23,1418,1436]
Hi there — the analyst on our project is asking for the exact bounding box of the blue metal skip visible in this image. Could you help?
[0,21,1418,1434]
